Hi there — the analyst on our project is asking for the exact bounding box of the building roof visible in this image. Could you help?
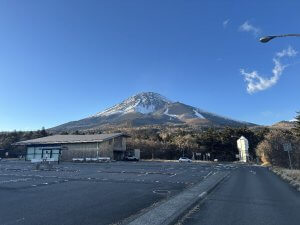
[14,133,128,146]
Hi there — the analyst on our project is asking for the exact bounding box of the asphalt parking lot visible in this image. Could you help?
[0,160,236,225]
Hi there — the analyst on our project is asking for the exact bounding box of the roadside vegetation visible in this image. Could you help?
[255,112,300,169]
[255,112,300,191]
[272,167,300,191]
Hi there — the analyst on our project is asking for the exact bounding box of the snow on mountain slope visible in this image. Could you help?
[163,108,178,118]
[93,92,171,117]
[193,109,205,119]
[114,93,254,126]
[50,92,256,132]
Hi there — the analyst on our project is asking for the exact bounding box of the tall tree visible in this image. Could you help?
[292,111,300,137]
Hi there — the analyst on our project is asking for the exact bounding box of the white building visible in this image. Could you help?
[237,136,249,163]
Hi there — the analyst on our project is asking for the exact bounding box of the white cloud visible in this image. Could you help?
[240,46,297,94]
[223,19,230,28]
[239,21,261,36]
[276,46,298,58]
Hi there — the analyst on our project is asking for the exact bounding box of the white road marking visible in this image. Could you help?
[0,178,31,184]
[203,171,213,179]
[198,191,207,198]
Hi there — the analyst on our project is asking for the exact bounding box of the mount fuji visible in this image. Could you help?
[50,92,256,132]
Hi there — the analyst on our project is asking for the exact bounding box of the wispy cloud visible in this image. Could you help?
[276,46,298,58]
[240,46,298,94]
[239,21,261,36]
[261,111,282,118]
[222,19,230,28]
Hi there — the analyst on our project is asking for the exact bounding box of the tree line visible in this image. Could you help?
[0,125,266,161]
[256,112,300,169]
[0,128,48,157]
[1,111,300,168]
[124,126,269,161]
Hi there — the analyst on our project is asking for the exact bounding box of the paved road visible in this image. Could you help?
[0,160,234,225]
[181,165,300,225]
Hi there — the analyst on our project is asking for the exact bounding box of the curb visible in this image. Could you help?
[126,171,230,225]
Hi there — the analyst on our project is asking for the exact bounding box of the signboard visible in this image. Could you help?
[283,143,292,152]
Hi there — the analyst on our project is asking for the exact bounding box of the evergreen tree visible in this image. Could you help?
[40,127,47,137]
[293,111,300,137]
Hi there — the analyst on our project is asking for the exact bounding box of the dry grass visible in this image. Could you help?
[271,167,300,191]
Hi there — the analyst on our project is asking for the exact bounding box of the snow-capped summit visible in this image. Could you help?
[93,92,171,117]
[51,92,256,132]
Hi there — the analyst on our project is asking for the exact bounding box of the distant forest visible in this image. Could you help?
[120,126,269,161]
[0,128,48,157]
[1,119,300,168]
[0,126,268,161]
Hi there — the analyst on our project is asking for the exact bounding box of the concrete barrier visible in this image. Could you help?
[127,171,229,225]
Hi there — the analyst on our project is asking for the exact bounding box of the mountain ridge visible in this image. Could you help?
[50,92,256,132]
[270,120,296,130]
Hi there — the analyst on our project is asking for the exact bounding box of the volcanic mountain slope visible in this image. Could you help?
[50,92,256,132]
[271,121,296,130]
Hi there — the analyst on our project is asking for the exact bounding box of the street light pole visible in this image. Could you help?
[259,34,300,43]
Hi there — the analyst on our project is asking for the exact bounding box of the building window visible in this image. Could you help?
[109,139,112,145]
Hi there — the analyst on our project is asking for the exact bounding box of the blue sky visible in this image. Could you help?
[0,0,300,131]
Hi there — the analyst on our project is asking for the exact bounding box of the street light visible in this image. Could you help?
[259,34,300,43]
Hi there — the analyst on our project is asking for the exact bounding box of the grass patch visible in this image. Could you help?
[271,167,300,191]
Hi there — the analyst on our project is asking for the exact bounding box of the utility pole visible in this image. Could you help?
[283,143,293,170]
[287,150,293,170]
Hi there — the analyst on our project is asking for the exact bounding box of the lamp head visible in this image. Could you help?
[259,36,276,43]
